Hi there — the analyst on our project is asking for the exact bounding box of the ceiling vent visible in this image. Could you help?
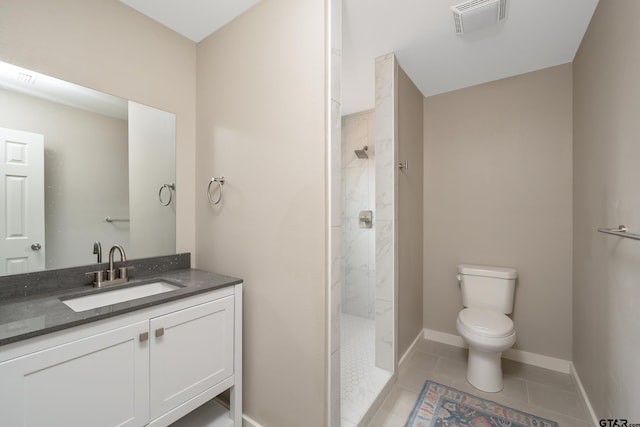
[16,71,38,85]
[452,0,508,34]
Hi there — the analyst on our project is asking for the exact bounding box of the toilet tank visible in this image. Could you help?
[458,264,517,313]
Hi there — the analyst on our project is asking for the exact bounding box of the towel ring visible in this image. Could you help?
[159,183,175,206]
[208,177,225,205]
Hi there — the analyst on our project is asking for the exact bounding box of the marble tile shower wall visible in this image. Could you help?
[341,110,376,320]
[374,53,397,372]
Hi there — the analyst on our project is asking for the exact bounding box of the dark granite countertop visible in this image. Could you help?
[0,267,242,347]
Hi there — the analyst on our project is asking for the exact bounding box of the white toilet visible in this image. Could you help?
[456,264,517,392]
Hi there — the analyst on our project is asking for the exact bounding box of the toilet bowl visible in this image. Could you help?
[456,307,515,392]
[456,264,517,393]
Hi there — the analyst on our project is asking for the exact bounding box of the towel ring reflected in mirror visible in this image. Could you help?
[208,177,225,205]
[159,183,175,206]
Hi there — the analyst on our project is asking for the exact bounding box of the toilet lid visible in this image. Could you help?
[458,308,514,338]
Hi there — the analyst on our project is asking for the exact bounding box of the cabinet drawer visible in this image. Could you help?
[149,296,235,420]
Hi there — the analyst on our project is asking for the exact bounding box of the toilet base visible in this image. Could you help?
[466,347,504,392]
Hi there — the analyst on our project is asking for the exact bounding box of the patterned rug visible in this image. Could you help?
[406,380,558,427]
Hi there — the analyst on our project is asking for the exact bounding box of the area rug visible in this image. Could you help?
[406,380,558,427]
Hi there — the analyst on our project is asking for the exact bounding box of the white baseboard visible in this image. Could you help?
[424,328,466,348]
[399,329,425,367]
[571,362,599,426]
[423,329,571,374]
[242,414,264,427]
[503,347,570,374]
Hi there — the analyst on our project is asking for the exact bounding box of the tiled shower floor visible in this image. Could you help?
[341,314,391,426]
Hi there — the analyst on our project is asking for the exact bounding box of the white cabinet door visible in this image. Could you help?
[149,296,235,420]
[0,321,149,427]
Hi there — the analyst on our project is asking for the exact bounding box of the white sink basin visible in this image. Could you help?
[62,281,181,312]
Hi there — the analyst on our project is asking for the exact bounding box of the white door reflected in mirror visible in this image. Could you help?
[0,127,45,275]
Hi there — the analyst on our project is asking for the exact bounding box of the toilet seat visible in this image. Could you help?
[458,308,514,338]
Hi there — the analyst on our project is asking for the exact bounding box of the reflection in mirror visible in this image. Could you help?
[0,61,176,276]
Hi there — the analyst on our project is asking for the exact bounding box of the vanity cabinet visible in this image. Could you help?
[0,283,242,427]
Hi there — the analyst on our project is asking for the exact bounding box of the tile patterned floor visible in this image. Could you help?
[368,339,594,427]
[341,314,391,426]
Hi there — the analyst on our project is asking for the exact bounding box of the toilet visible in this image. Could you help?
[456,264,517,392]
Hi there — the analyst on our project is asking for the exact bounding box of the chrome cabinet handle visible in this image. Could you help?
[31,243,42,251]
[139,332,149,342]
[155,328,164,338]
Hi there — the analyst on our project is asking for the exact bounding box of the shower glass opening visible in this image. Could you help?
[340,110,391,426]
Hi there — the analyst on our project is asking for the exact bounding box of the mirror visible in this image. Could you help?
[0,60,176,276]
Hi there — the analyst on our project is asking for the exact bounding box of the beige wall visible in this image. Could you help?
[0,0,197,258]
[397,66,424,356]
[194,0,328,425]
[423,64,573,359]
[573,1,640,419]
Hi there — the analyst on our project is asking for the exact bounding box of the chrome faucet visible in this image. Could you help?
[107,245,127,281]
[86,244,132,288]
[93,241,102,264]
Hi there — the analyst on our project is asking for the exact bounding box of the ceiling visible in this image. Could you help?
[119,0,261,43]
[119,0,599,115]
[342,0,599,114]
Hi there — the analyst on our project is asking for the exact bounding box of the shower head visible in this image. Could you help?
[354,146,369,159]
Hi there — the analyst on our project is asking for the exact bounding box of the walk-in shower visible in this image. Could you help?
[338,53,400,427]
[340,109,391,426]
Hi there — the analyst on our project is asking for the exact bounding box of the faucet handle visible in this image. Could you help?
[85,270,106,287]
[118,266,134,281]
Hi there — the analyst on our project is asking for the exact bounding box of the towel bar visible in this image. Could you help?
[597,225,640,241]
